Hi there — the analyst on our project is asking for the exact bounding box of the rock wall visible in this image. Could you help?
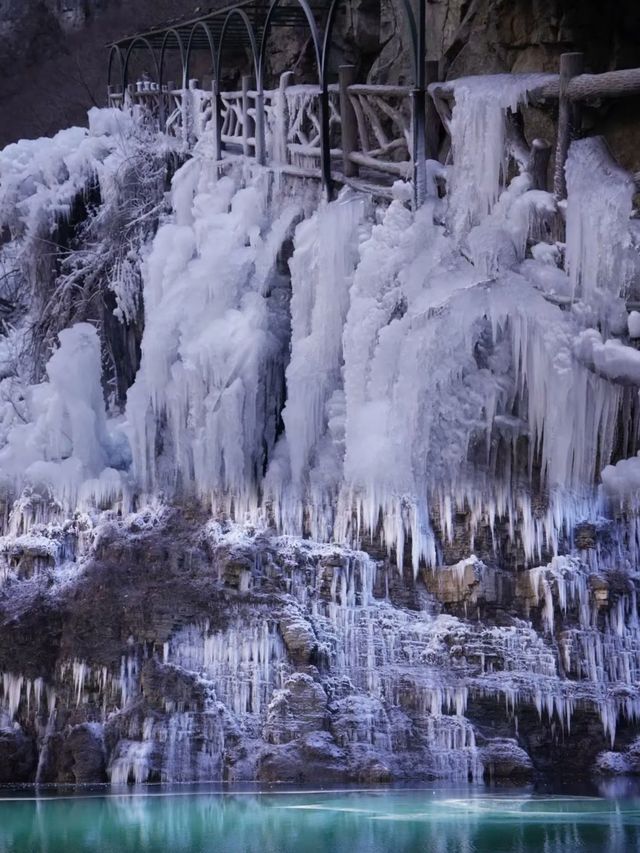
[1,506,638,786]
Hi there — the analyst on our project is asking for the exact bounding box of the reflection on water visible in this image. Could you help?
[0,786,639,853]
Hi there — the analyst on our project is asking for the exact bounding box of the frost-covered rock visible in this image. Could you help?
[594,739,640,776]
[480,738,533,779]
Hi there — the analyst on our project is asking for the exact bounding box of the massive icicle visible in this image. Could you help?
[0,323,125,523]
[126,157,303,513]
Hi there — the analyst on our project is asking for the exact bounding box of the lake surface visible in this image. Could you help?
[0,785,639,852]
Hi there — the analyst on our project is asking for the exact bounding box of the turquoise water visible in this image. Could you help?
[1,786,639,852]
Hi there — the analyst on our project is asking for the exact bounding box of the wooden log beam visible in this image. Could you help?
[429,66,640,109]
[347,84,411,97]
[348,151,411,178]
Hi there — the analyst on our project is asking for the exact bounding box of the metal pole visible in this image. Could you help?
[553,52,584,198]
[339,65,358,178]
[320,85,333,200]
[255,86,266,165]
[412,0,427,208]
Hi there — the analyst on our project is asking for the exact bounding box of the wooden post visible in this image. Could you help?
[529,138,552,190]
[212,79,223,161]
[553,52,584,198]
[242,75,254,157]
[425,59,440,162]
[276,71,294,164]
[339,65,358,178]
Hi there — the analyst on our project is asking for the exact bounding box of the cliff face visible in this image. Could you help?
[2,0,640,792]
[0,0,196,146]
[1,507,635,786]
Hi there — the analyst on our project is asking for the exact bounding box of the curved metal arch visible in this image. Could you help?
[258,0,323,89]
[185,21,218,84]
[123,37,160,90]
[159,28,187,90]
[320,0,418,88]
[216,8,259,83]
[107,44,125,91]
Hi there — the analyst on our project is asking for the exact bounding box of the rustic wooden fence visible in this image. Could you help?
[109,49,640,205]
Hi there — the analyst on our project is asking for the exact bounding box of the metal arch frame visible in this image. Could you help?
[185,21,219,85]
[320,0,419,89]
[159,28,187,91]
[216,8,260,84]
[257,0,325,187]
[257,0,323,88]
[111,0,428,203]
[320,0,425,203]
[123,36,161,90]
[108,44,125,92]
[215,8,262,162]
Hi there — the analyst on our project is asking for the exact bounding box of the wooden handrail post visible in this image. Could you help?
[276,71,294,164]
[529,138,552,191]
[242,75,254,157]
[425,59,440,162]
[339,65,358,178]
[554,52,584,198]
[163,81,175,131]
[212,79,223,161]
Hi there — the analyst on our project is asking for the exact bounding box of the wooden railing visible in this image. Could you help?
[108,53,640,204]
[108,70,414,191]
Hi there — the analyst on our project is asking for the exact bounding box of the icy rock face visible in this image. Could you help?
[0,513,639,785]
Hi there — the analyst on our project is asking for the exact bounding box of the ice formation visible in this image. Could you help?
[1,68,640,783]
[3,82,638,570]
[0,323,126,523]
[126,156,304,514]
[446,73,555,238]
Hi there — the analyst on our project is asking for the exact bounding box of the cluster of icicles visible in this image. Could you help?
[122,76,640,573]
[2,540,639,783]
